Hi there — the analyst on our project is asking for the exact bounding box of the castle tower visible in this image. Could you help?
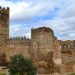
[31,27,55,73]
[0,6,9,53]
[31,27,54,61]
[31,27,62,74]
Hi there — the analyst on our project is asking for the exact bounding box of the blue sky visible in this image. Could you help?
[0,0,75,40]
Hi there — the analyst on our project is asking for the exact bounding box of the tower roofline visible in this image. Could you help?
[0,6,9,15]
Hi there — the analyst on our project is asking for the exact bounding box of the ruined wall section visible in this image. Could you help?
[31,27,54,61]
[53,37,62,73]
[31,27,55,74]
[31,27,62,74]
[58,40,75,73]
[6,37,31,61]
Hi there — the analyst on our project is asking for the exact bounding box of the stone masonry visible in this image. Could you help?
[0,6,75,74]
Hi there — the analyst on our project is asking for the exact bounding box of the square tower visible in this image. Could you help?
[0,6,9,53]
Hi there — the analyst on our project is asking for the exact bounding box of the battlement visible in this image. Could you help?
[6,36,31,45]
[0,6,9,15]
[9,36,30,42]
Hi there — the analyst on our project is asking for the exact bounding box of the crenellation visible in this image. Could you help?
[0,6,9,15]
[9,36,30,42]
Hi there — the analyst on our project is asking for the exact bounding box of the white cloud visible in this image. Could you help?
[31,16,75,40]
[0,0,31,21]
[0,0,75,40]
[0,0,56,21]
[9,24,31,38]
[60,0,75,18]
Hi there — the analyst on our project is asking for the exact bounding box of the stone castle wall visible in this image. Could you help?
[31,27,62,74]
[6,37,31,61]
[31,27,54,61]
[0,6,75,74]
[59,40,75,73]
[31,27,55,74]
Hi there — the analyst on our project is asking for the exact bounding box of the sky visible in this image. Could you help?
[0,0,75,40]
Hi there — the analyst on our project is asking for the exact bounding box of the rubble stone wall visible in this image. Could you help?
[59,40,75,73]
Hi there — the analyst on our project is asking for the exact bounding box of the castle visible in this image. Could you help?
[0,6,75,74]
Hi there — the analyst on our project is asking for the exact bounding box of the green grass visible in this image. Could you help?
[0,74,6,75]
[69,73,75,75]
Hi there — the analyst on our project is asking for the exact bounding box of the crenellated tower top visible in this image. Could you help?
[0,6,9,41]
[0,6,9,15]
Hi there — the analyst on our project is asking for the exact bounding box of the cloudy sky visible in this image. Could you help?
[0,0,75,40]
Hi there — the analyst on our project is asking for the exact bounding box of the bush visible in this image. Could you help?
[8,54,37,75]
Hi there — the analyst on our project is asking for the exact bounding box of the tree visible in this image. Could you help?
[8,54,37,75]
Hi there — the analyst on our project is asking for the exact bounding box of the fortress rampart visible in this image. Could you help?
[6,37,31,61]
[8,36,30,45]
[0,6,75,74]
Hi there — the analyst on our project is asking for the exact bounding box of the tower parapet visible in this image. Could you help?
[0,6,9,15]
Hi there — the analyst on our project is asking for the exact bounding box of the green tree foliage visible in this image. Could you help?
[8,54,37,75]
